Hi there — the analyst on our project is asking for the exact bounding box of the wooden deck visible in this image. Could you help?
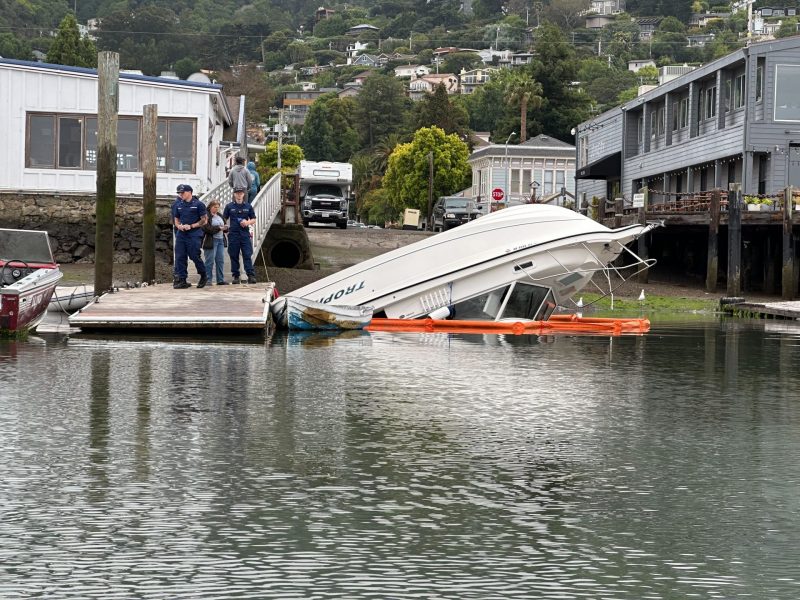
[721,300,800,320]
[69,282,274,330]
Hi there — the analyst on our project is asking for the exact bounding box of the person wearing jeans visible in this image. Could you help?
[202,199,228,285]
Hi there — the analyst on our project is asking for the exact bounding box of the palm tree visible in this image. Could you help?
[506,73,543,143]
[372,133,406,176]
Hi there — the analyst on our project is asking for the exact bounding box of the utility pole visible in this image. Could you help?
[141,104,157,284]
[277,108,284,169]
[260,35,265,65]
[598,37,602,57]
[427,151,434,231]
[95,51,119,295]
[409,31,412,52]
[495,27,500,51]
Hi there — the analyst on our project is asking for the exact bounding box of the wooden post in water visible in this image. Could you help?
[637,188,649,283]
[94,51,119,295]
[141,104,157,284]
[782,186,795,299]
[727,184,742,296]
[706,189,721,292]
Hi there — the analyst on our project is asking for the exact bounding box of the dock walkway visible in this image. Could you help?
[70,282,274,330]
[721,300,800,319]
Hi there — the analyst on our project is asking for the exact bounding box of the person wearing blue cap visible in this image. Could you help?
[171,184,208,289]
[223,187,257,284]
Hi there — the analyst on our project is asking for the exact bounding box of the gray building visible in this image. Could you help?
[575,37,800,203]
[468,134,575,209]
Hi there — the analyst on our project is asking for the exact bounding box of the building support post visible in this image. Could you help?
[727,183,742,296]
[638,187,649,284]
[706,188,720,292]
[714,158,722,188]
[783,186,795,299]
[141,104,157,284]
[95,51,119,295]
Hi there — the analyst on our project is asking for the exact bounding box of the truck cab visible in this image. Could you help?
[299,161,352,229]
[432,197,480,232]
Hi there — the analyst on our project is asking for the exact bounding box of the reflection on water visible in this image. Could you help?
[2,319,800,598]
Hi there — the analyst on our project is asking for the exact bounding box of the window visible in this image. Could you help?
[650,111,657,139]
[26,112,195,173]
[522,169,531,193]
[756,62,764,102]
[678,98,689,129]
[579,136,588,165]
[658,107,665,135]
[544,172,553,195]
[733,73,745,109]
[637,115,644,144]
[774,64,800,121]
[511,169,521,194]
[556,170,565,193]
[27,115,55,167]
[701,86,717,120]
[58,117,82,168]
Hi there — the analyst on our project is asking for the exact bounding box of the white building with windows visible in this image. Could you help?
[467,134,576,208]
[0,58,238,196]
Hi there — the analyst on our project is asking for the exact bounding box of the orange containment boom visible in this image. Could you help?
[366,314,650,336]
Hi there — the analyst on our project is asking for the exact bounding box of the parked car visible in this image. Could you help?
[432,197,481,232]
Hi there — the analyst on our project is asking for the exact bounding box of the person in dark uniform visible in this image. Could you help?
[171,184,208,289]
[223,187,257,284]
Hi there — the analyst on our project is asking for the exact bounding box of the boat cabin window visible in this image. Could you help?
[501,283,557,321]
[447,283,557,321]
[0,230,54,264]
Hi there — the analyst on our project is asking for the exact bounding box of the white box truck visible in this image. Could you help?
[298,160,353,229]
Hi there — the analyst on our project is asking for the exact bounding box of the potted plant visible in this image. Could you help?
[744,196,761,211]
[761,198,774,211]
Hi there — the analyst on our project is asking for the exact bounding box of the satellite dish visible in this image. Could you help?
[187,72,212,84]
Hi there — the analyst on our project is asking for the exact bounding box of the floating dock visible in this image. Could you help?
[69,283,274,330]
[721,300,800,320]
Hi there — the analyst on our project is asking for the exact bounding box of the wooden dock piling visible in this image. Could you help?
[141,104,157,284]
[706,189,720,292]
[727,184,742,296]
[782,186,795,300]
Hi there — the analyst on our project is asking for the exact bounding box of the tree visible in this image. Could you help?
[776,18,799,38]
[529,24,592,142]
[300,94,360,162]
[354,74,410,147]
[47,14,96,68]
[415,84,470,136]
[442,52,482,75]
[215,66,276,124]
[300,100,336,161]
[0,33,32,60]
[361,187,399,225]
[506,73,543,143]
[174,57,200,80]
[383,126,470,214]
[543,0,592,31]
[257,141,305,183]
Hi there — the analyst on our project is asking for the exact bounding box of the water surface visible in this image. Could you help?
[2,317,800,598]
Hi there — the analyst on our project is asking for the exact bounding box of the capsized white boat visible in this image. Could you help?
[48,284,95,313]
[272,296,373,330]
[283,205,657,321]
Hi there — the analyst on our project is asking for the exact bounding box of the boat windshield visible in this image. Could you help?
[449,282,556,321]
[0,229,54,264]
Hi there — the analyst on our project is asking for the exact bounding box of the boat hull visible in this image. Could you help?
[48,285,95,313]
[289,205,653,320]
[273,296,373,330]
[0,268,62,335]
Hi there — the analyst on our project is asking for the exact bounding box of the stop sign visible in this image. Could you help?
[491,188,504,201]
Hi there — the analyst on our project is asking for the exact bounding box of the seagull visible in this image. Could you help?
[576,297,584,308]
[638,289,646,302]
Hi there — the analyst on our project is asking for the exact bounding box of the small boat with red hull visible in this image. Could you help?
[1,228,63,336]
